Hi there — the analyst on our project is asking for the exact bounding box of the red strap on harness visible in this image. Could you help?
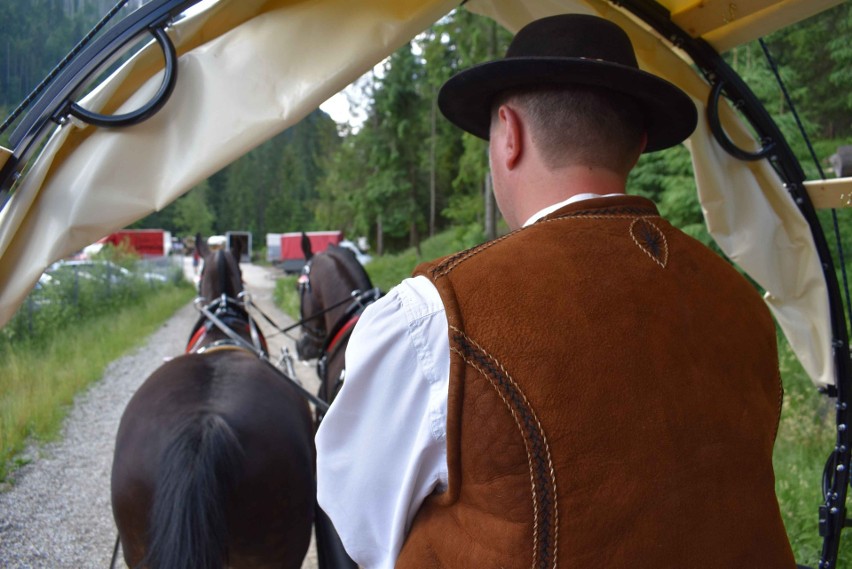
[186,326,207,353]
[327,315,360,355]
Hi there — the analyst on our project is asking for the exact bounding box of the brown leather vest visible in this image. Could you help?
[398,196,795,568]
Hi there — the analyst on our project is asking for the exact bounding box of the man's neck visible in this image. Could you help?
[522,192,624,227]
[514,164,628,228]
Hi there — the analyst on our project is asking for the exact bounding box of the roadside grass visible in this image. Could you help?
[774,333,852,566]
[273,273,301,320]
[0,283,194,483]
[274,226,842,564]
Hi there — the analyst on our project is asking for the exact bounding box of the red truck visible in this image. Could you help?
[101,229,172,257]
[268,231,343,273]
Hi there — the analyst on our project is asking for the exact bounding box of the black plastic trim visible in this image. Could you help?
[0,0,202,195]
[67,26,178,128]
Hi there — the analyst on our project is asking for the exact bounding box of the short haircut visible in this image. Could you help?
[493,85,646,175]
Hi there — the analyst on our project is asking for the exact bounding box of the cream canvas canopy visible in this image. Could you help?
[0,0,846,393]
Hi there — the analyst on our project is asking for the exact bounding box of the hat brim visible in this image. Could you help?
[438,57,697,152]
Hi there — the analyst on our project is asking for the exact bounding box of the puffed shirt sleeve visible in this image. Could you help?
[315,275,450,569]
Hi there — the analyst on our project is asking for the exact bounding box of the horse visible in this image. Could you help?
[295,241,379,418]
[110,235,315,569]
[295,240,380,569]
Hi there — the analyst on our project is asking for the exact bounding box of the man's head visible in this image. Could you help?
[438,14,696,155]
[491,85,647,176]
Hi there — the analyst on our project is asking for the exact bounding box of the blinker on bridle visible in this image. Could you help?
[297,259,372,344]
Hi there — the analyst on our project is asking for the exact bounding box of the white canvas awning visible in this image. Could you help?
[0,0,843,388]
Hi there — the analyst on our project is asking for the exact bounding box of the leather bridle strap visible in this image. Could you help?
[300,289,367,340]
[217,249,231,297]
[194,298,329,412]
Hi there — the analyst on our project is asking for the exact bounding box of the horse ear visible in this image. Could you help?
[301,232,313,261]
[196,233,210,258]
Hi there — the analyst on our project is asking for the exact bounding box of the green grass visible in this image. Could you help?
[274,274,301,320]
[0,283,194,483]
[272,225,845,565]
[774,333,852,566]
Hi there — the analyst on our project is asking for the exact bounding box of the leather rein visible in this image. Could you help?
[190,250,331,412]
[190,293,331,412]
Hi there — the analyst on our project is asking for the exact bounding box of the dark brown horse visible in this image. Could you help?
[295,242,379,417]
[111,235,315,569]
[295,241,379,569]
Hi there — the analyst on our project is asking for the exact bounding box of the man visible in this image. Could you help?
[316,14,797,568]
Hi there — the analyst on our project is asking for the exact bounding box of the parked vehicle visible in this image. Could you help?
[47,259,168,284]
[226,231,252,262]
[272,231,344,273]
[99,229,173,257]
[338,239,372,266]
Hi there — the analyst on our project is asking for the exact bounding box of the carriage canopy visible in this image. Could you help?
[0,0,846,391]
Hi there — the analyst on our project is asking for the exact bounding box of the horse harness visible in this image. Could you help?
[298,260,380,353]
[317,287,382,388]
[297,261,327,346]
[188,250,330,411]
[186,293,268,355]
[187,251,268,355]
[299,257,380,360]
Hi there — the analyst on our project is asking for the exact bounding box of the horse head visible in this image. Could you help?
[186,234,261,354]
[296,263,326,361]
[295,245,372,362]
[196,233,243,301]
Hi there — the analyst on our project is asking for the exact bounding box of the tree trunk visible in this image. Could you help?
[429,93,437,237]
[410,165,421,256]
[375,214,384,256]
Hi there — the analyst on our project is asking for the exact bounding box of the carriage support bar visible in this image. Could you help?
[804,178,852,209]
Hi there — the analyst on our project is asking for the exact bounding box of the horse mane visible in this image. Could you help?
[218,250,233,298]
[325,245,373,292]
[215,249,242,299]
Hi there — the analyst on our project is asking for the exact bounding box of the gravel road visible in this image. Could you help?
[0,258,321,568]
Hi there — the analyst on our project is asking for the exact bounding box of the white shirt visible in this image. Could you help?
[315,193,619,568]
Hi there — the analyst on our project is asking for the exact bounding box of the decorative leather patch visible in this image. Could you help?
[630,218,668,267]
[451,327,558,569]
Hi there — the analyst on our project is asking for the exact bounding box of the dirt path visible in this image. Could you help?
[0,258,320,568]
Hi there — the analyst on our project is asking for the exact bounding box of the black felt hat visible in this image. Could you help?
[437,14,697,152]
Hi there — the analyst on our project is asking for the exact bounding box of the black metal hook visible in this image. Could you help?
[68,25,178,128]
[707,79,776,162]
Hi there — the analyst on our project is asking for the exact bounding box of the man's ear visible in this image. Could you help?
[627,131,648,171]
[499,105,523,170]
